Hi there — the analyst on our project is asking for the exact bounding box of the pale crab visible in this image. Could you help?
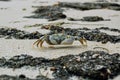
[33,33,87,48]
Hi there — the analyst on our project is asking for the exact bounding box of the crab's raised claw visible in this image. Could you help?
[79,37,87,46]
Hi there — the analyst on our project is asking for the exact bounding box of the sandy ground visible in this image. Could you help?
[0,0,119,58]
[0,39,120,59]
[0,0,120,30]
[0,0,120,79]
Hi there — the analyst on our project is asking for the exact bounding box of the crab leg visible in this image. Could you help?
[33,39,41,47]
[39,40,44,48]
[33,36,46,48]
[79,37,87,46]
[48,45,54,48]
[36,40,42,47]
[33,39,41,45]
[83,38,87,45]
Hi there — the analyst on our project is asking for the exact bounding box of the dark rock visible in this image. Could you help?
[0,26,120,44]
[59,2,120,11]
[4,54,33,68]
[42,26,120,44]
[25,5,66,21]
[41,25,64,33]
[81,16,104,22]
[0,75,16,80]
[0,0,10,1]
[0,75,32,80]
[36,75,53,80]
[53,51,120,80]
[0,51,119,80]
[19,74,26,79]
[0,28,43,39]
[67,16,109,22]
[0,74,53,80]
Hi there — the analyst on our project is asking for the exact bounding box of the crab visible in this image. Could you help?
[33,33,87,48]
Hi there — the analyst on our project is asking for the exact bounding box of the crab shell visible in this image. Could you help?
[33,33,87,48]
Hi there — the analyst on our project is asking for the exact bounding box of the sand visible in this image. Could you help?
[0,39,120,59]
[0,0,120,79]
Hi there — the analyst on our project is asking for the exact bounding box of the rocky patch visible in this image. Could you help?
[68,16,110,22]
[25,5,66,21]
[0,27,120,43]
[59,2,120,11]
[0,51,119,80]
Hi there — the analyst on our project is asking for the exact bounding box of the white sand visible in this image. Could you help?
[0,0,120,30]
[0,39,119,59]
[0,0,120,79]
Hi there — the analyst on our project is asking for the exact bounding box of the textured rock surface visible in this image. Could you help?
[0,51,119,80]
[25,5,66,21]
[0,27,120,43]
[59,2,120,11]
